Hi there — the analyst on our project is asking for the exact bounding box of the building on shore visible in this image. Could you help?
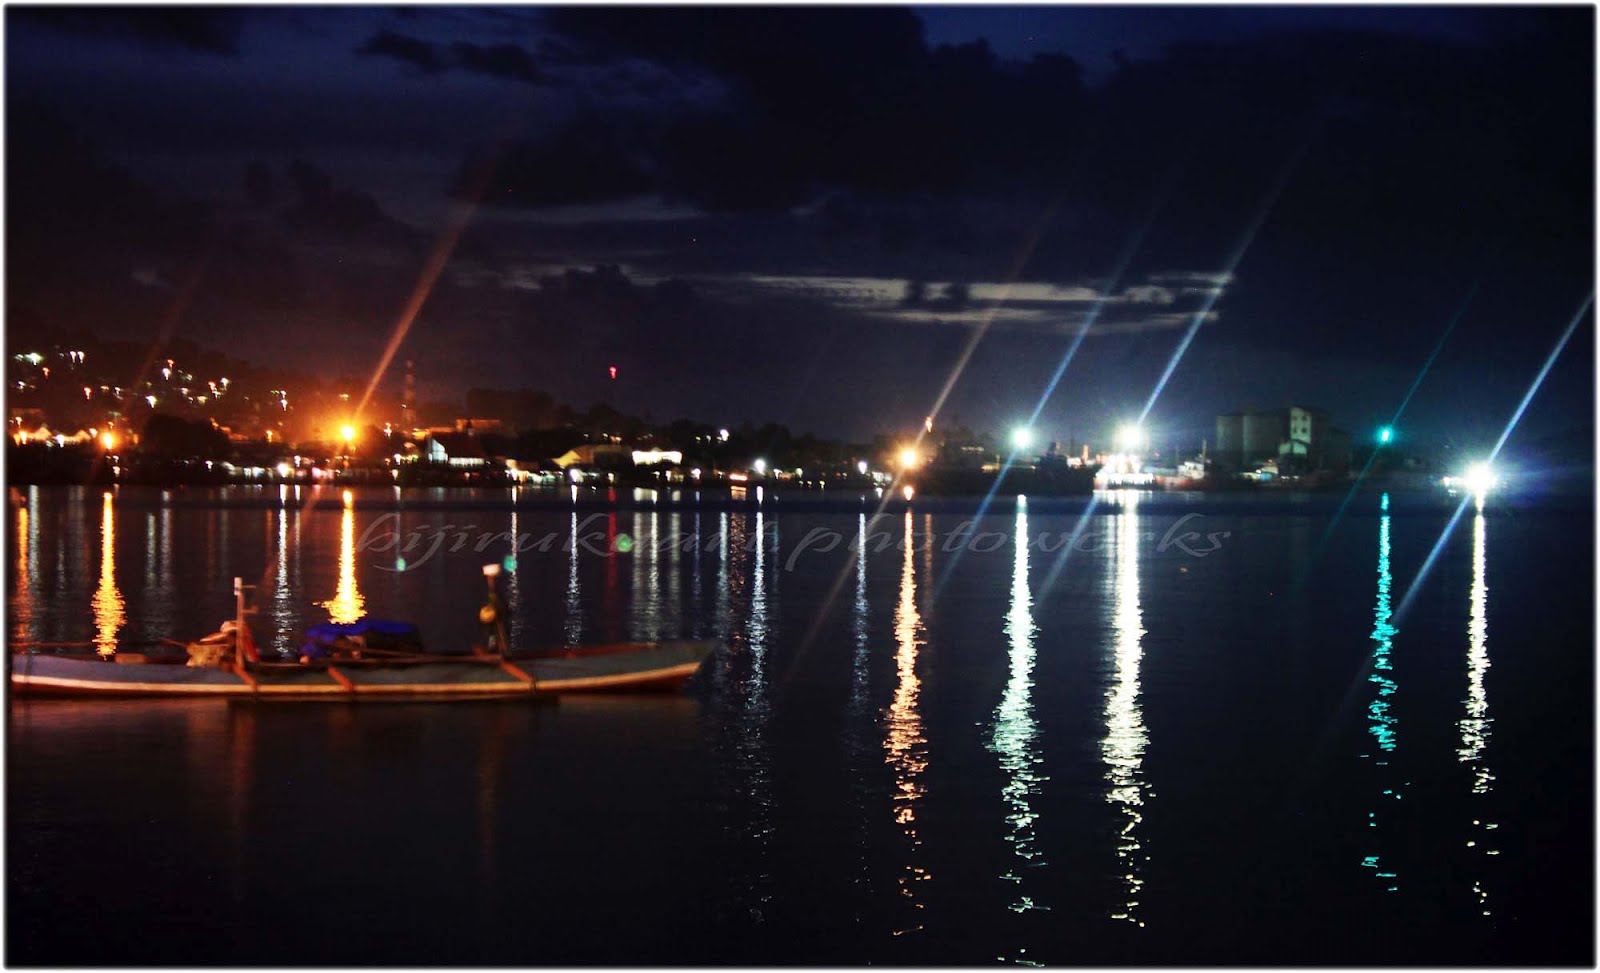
[553,442,631,469]
[420,431,487,468]
[1215,406,1351,476]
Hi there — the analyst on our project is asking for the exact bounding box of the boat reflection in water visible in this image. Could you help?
[1459,495,1498,914]
[1101,490,1148,926]
[886,510,930,933]
[90,491,124,657]
[989,500,1046,921]
[319,489,365,625]
[1361,493,1401,892]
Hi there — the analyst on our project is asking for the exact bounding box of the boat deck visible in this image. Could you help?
[10,641,714,698]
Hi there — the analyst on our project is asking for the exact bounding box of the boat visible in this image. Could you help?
[11,572,715,700]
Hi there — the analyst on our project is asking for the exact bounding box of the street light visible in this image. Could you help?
[1010,426,1034,452]
[1464,462,1497,495]
[1378,426,1394,445]
[898,447,920,470]
[1116,423,1147,453]
[341,424,357,445]
[753,458,768,476]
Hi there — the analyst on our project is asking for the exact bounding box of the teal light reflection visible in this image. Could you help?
[1368,501,1398,754]
[1361,493,1401,892]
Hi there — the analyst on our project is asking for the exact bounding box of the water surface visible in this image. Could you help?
[7,485,1592,964]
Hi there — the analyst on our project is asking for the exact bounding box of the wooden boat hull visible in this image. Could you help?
[10,640,715,700]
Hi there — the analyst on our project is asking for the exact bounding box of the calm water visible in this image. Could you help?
[7,485,1593,964]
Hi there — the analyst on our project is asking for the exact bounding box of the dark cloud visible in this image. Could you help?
[11,7,246,55]
[467,117,654,207]
[354,29,444,74]
[4,7,1591,443]
[462,8,1589,369]
[451,41,543,84]
[354,29,546,86]
[281,160,417,249]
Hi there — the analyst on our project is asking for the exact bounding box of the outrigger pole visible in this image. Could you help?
[233,577,261,670]
[234,577,246,670]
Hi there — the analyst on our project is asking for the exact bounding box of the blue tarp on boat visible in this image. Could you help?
[304,619,419,642]
[301,619,422,659]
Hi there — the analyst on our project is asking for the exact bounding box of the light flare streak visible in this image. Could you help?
[1393,292,1591,626]
[1138,129,1315,426]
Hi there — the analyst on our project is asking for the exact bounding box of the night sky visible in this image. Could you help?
[7,5,1593,453]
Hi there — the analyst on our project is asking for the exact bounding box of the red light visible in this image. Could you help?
[608,366,618,381]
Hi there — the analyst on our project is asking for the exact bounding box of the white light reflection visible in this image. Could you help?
[564,511,582,645]
[1102,491,1148,925]
[846,513,877,910]
[989,503,1047,917]
[739,509,775,919]
[1458,501,1497,914]
[271,507,294,656]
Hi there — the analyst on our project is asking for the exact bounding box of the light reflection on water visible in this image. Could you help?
[1362,492,1401,892]
[846,511,877,915]
[718,507,776,921]
[5,487,1585,965]
[989,501,1046,918]
[1459,499,1498,914]
[1101,491,1149,925]
[886,509,930,932]
[564,509,583,645]
[318,489,365,625]
[90,491,124,656]
[12,487,37,643]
